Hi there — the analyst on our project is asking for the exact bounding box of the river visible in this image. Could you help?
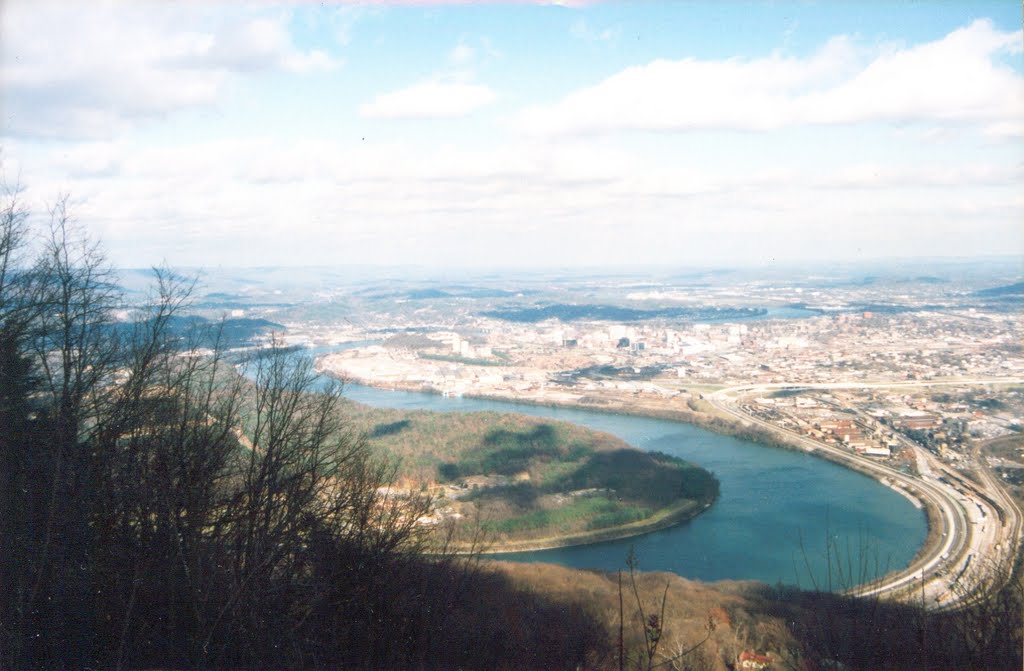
[341,382,927,588]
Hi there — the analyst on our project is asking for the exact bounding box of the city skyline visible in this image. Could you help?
[2,1,1022,269]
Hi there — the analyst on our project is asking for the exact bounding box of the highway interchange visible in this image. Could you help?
[707,379,1023,610]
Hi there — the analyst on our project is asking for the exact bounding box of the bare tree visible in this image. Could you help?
[617,549,715,671]
[0,192,612,671]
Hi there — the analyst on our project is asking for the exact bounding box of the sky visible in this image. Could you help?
[1,1,1022,270]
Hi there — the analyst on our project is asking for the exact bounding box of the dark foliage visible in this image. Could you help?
[371,418,413,437]
[751,568,1024,671]
[558,449,719,507]
[107,314,284,349]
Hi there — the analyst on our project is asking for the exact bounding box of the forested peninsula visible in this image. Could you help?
[348,404,720,551]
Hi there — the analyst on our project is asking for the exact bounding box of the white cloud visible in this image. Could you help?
[448,36,501,69]
[449,42,476,66]
[570,19,618,42]
[983,120,1024,138]
[359,35,502,122]
[199,16,339,74]
[0,3,340,139]
[324,4,370,47]
[11,131,1019,268]
[518,19,1023,135]
[359,80,497,119]
[815,161,1024,190]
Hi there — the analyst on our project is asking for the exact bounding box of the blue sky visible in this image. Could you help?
[1,1,1021,270]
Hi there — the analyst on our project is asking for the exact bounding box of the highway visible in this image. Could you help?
[707,381,1021,610]
[713,377,1024,396]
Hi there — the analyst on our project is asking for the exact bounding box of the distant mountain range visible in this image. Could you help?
[483,304,766,323]
[974,282,1024,297]
[113,315,283,349]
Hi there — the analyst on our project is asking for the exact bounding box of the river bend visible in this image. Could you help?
[342,383,927,587]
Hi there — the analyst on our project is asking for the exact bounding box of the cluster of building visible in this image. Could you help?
[308,307,1020,401]
[736,382,1024,473]
[248,275,1022,479]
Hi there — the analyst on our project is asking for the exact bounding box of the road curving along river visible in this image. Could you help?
[342,383,927,589]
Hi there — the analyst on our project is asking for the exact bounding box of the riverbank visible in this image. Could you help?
[470,498,708,554]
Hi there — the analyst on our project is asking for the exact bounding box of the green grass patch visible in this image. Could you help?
[586,506,653,530]
[482,496,626,535]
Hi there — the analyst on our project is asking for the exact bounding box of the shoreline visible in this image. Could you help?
[320,363,940,571]
[468,498,709,555]
[883,477,924,510]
